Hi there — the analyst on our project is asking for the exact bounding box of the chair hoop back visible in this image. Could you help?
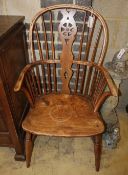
[28,4,109,94]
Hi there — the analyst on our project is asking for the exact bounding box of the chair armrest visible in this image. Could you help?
[14,60,47,107]
[101,67,118,97]
[73,60,118,97]
[14,64,32,92]
[14,63,37,107]
[93,66,118,112]
[14,60,54,92]
[94,91,111,112]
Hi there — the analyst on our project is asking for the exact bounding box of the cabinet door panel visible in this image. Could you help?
[0,116,8,132]
[1,25,27,130]
[0,16,27,158]
[0,84,8,132]
[0,133,12,146]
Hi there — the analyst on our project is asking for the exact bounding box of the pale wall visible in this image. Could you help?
[0,0,40,22]
[93,0,128,110]
[0,0,128,110]
[93,0,128,62]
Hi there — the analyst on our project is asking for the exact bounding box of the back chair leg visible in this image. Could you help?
[25,132,33,168]
[94,134,102,171]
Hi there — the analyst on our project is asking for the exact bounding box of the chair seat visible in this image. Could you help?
[22,94,105,137]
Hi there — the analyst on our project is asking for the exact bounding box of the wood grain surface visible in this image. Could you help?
[22,94,104,136]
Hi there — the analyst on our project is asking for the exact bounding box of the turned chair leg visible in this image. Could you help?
[25,132,33,168]
[94,134,102,171]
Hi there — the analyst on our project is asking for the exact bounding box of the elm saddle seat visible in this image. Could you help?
[14,4,118,171]
[22,94,104,136]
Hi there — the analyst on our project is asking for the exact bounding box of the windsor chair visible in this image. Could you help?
[14,4,118,171]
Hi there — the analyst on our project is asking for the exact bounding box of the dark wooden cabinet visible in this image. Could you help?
[0,16,28,160]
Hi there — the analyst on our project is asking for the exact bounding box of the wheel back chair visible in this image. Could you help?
[14,4,118,171]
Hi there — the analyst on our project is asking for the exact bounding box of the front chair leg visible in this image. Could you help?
[94,134,102,171]
[25,132,33,168]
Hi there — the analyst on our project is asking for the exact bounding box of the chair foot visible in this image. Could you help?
[25,132,33,168]
[94,134,102,172]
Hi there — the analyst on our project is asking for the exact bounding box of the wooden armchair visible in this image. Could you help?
[14,4,118,171]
